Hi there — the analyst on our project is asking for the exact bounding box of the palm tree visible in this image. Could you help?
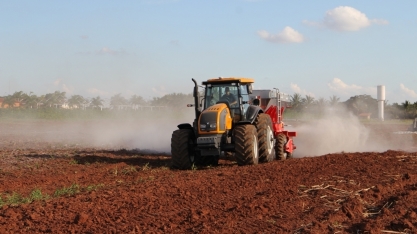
[24,92,40,109]
[129,95,146,110]
[90,96,104,110]
[110,94,128,110]
[11,91,28,107]
[44,91,66,108]
[329,95,340,107]
[290,93,303,111]
[302,95,315,109]
[402,100,413,118]
[35,95,47,109]
[315,97,327,106]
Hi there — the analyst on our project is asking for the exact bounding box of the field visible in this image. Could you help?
[1,117,417,233]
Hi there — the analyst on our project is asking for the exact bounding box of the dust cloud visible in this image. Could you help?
[78,109,195,153]
[0,108,195,154]
[1,106,412,156]
[291,106,405,157]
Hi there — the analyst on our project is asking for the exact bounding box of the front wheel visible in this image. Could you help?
[171,129,195,169]
[234,125,259,166]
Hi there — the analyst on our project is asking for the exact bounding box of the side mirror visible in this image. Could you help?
[247,84,253,94]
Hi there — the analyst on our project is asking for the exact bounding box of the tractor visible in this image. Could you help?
[171,77,296,169]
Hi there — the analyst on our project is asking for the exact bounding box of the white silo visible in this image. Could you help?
[377,85,385,121]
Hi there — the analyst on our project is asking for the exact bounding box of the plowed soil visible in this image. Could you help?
[1,120,417,233]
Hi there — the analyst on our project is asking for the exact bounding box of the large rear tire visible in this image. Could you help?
[256,114,276,163]
[276,133,288,160]
[235,125,259,166]
[171,129,195,169]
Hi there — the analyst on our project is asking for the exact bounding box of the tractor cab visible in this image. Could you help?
[202,77,253,122]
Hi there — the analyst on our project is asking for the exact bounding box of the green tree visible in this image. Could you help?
[151,93,193,107]
[302,95,315,109]
[67,95,86,109]
[110,94,128,110]
[11,91,28,107]
[129,95,147,110]
[314,97,328,114]
[401,100,415,118]
[290,93,303,111]
[1,95,15,108]
[329,95,340,107]
[24,92,41,109]
[90,96,104,110]
[315,97,327,107]
[344,95,377,116]
[43,91,66,108]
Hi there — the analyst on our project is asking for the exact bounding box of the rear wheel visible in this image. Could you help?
[171,129,195,169]
[256,114,276,163]
[276,133,287,160]
[235,125,259,166]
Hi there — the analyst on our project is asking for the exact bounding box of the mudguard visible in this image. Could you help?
[245,105,263,124]
[177,123,193,129]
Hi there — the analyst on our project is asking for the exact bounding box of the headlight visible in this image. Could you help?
[200,123,216,130]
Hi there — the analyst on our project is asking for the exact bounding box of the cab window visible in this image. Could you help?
[240,84,250,115]
[204,85,238,109]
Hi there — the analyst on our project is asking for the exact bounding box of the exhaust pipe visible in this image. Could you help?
[192,78,201,118]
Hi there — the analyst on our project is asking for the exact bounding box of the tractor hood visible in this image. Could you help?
[198,103,232,135]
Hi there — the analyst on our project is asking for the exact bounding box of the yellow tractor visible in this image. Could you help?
[171,77,296,169]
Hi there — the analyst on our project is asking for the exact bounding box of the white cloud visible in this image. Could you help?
[304,6,388,32]
[328,78,362,92]
[324,6,370,31]
[290,83,315,97]
[400,83,417,98]
[258,26,304,43]
[328,78,376,97]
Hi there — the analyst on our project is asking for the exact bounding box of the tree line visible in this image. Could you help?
[289,93,416,119]
[1,90,416,119]
[0,91,193,110]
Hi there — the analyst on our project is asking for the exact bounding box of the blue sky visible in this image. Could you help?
[1,0,416,104]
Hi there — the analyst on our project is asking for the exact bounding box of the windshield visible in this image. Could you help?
[204,84,239,109]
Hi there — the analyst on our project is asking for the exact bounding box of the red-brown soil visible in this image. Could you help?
[1,120,417,233]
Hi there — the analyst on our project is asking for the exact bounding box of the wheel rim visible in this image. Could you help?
[266,125,274,155]
[253,134,258,160]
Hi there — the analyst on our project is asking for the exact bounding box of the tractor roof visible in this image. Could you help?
[202,77,254,85]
